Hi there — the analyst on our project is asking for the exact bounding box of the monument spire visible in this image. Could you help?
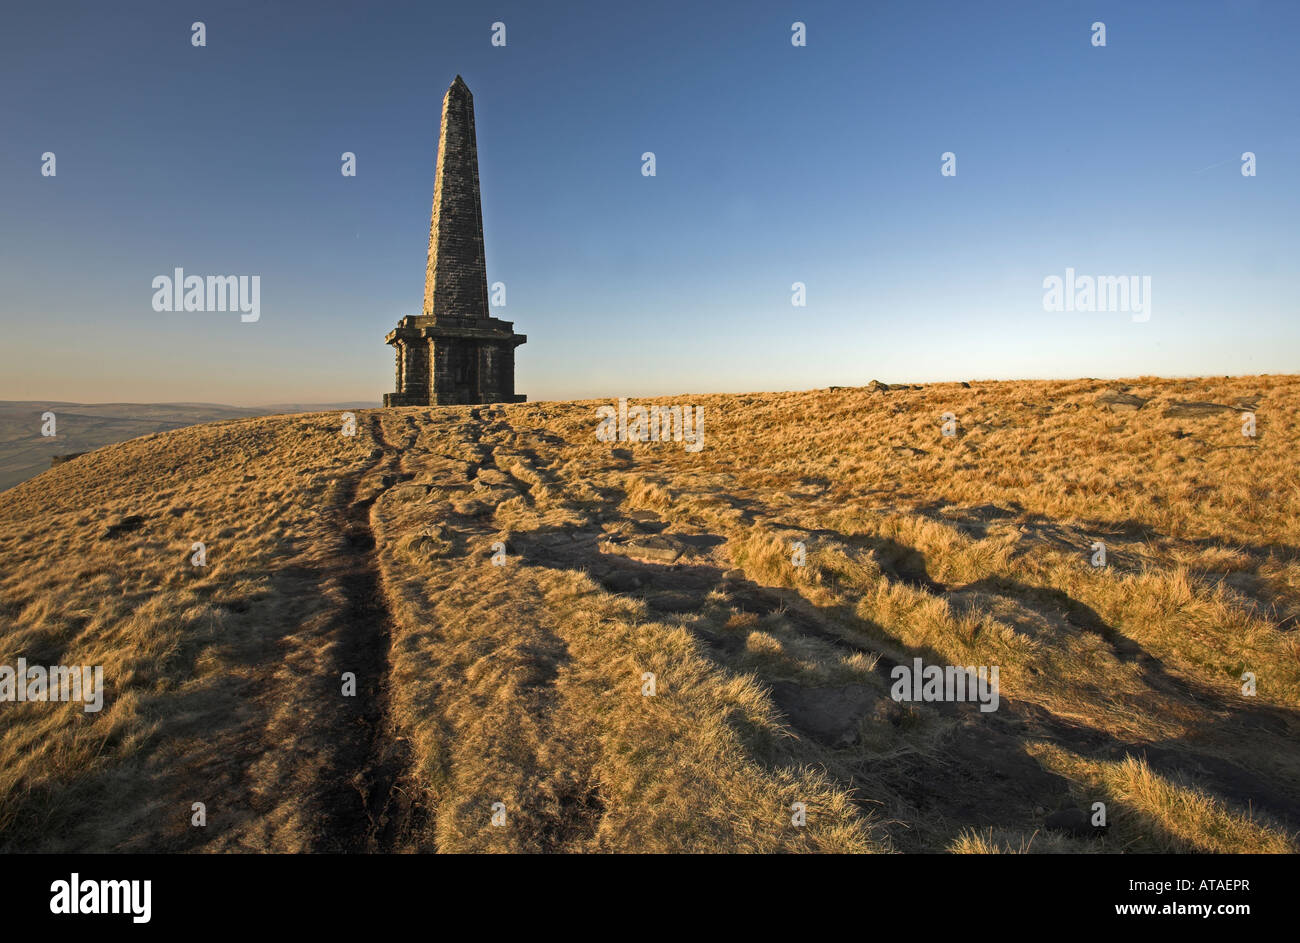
[384,76,526,407]
[423,74,489,319]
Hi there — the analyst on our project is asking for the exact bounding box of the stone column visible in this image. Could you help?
[402,338,430,400]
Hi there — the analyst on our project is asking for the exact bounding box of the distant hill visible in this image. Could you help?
[0,377,1296,852]
[0,401,378,491]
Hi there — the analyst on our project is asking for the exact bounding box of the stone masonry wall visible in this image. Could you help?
[423,76,490,320]
[400,340,430,399]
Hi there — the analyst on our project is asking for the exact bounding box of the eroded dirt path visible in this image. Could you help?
[208,412,425,852]
[312,414,419,850]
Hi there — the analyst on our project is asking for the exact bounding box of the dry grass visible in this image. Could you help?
[0,375,1297,852]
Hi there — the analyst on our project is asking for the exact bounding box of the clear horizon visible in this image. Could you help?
[3,0,1297,406]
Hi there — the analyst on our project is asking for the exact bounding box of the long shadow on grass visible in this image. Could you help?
[514,510,1300,851]
[510,520,1085,851]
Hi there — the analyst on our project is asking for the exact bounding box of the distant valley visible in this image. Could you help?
[0,401,378,491]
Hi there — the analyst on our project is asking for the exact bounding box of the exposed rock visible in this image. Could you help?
[598,533,688,565]
[1097,391,1148,412]
[1163,401,1244,418]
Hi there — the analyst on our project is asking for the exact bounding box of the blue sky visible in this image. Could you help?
[1,0,1296,405]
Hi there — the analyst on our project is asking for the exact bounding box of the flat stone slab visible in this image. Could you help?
[867,379,923,393]
[1163,401,1248,418]
[598,534,688,565]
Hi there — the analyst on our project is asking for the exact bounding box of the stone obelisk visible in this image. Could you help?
[384,76,526,406]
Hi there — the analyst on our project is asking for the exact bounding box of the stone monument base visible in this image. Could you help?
[384,313,526,406]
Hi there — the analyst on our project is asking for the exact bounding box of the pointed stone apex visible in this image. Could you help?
[448,75,470,96]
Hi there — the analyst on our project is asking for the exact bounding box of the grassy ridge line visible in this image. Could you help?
[0,376,1296,852]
